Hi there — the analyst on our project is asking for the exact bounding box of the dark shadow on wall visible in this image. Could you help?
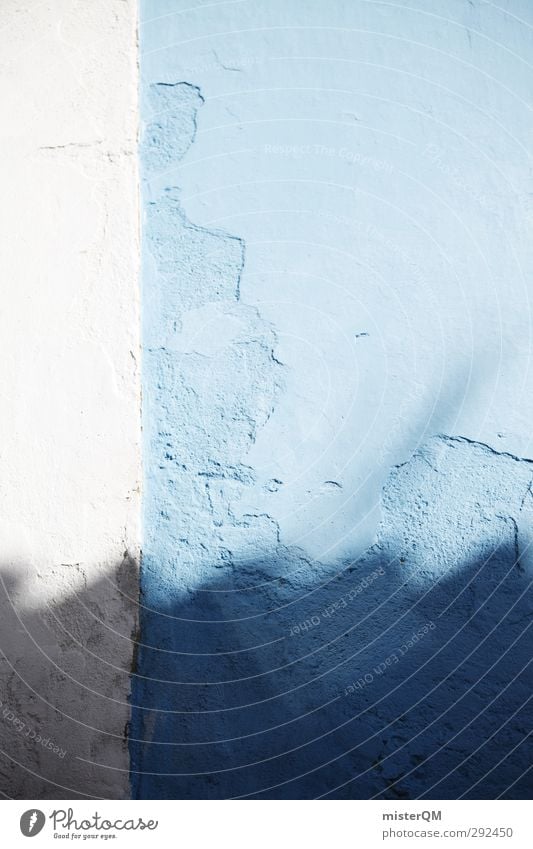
[130,530,532,800]
[0,556,138,800]
[0,448,531,801]
[0,530,530,800]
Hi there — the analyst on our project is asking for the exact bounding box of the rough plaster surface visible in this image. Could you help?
[2,0,530,802]
[0,1,140,798]
[141,0,533,567]
[132,9,532,795]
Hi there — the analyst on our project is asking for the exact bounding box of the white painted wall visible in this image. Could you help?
[0,1,140,798]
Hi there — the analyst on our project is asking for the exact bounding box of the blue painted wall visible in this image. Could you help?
[131,0,533,799]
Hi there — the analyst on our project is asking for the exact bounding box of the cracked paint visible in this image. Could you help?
[131,75,533,800]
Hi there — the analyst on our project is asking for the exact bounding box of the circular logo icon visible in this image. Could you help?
[20,810,46,837]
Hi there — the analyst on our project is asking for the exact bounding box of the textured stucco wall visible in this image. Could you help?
[1,0,530,803]
[0,1,140,798]
[132,0,533,799]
